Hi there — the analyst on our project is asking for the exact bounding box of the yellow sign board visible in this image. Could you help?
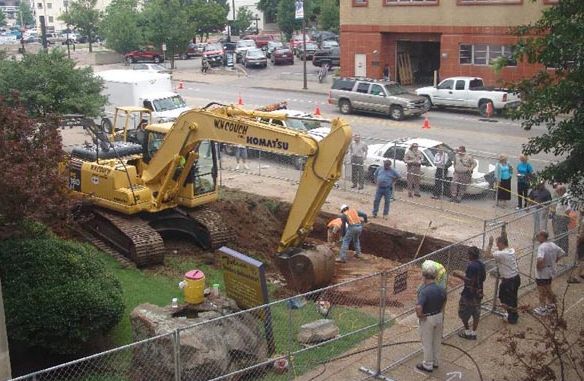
[219,247,269,309]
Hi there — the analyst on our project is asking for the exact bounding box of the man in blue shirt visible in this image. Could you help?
[452,246,486,340]
[372,160,400,219]
[416,265,447,373]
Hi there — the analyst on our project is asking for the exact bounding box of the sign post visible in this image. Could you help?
[295,0,307,90]
[219,247,274,355]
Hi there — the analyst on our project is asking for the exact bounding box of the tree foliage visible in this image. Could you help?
[189,0,228,42]
[0,236,125,355]
[0,99,70,225]
[318,0,339,32]
[59,0,101,53]
[257,0,278,23]
[17,1,35,27]
[0,49,106,117]
[232,6,253,36]
[506,0,584,199]
[0,9,6,26]
[100,0,142,53]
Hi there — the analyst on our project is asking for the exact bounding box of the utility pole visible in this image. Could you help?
[295,1,307,90]
[64,1,70,59]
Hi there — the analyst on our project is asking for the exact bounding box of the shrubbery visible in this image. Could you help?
[0,236,125,355]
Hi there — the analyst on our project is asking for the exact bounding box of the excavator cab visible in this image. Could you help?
[105,106,152,143]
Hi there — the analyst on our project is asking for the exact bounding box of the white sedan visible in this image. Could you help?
[364,137,495,195]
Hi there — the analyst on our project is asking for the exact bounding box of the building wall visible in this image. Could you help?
[339,1,553,85]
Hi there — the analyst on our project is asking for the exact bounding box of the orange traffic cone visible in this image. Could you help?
[176,80,184,90]
[314,105,321,116]
[422,116,431,129]
[486,102,494,118]
[237,94,244,106]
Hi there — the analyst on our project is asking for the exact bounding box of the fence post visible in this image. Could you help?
[174,329,181,381]
[287,306,293,381]
[529,210,538,287]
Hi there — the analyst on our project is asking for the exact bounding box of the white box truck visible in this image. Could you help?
[96,70,190,131]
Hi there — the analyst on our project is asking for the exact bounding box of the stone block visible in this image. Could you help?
[297,319,339,344]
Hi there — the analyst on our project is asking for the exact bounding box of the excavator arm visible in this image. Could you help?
[141,104,352,253]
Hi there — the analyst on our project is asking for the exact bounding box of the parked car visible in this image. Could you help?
[131,63,171,74]
[312,47,340,67]
[271,47,294,65]
[45,32,64,45]
[202,43,224,67]
[179,42,205,59]
[328,77,430,120]
[364,137,494,195]
[289,34,311,55]
[415,77,521,116]
[266,41,283,58]
[254,34,275,49]
[297,42,319,60]
[320,40,339,50]
[60,32,77,45]
[242,48,267,68]
[77,34,102,44]
[235,39,256,62]
[124,48,164,64]
[313,31,338,46]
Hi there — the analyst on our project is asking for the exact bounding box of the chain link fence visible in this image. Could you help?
[11,198,580,381]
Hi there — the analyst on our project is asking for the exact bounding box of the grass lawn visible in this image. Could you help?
[97,250,382,380]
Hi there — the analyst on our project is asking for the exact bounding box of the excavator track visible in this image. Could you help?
[83,209,165,267]
[187,207,234,249]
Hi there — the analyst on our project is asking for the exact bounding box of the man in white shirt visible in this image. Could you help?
[484,234,521,324]
[534,231,566,316]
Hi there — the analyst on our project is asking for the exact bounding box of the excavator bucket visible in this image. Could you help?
[276,245,336,292]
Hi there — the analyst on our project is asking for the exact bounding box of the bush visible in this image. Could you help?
[0,238,125,355]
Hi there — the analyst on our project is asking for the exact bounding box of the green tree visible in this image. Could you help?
[318,0,338,32]
[141,0,196,68]
[276,0,315,40]
[506,0,584,198]
[59,0,101,53]
[258,0,278,23]
[100,0,142,53]
[0,236,124,355]
[0,9,5,26]
[17,1,35,27]
[190,0,228,42]
[0,49,106,117]
[232,6,253,36]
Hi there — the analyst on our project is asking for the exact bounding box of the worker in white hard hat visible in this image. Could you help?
[337,204,368,263]
[422,260,447,290]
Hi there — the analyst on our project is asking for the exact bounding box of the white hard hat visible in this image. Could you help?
[340,204,348,212]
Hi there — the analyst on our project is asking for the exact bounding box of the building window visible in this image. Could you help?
[37,2,42,8]
[352,0,368,6]
[459,44,516,66]
[457,0,522,4]
[47,2,52,8]
[48,16,53,22]
[385,0,438,5]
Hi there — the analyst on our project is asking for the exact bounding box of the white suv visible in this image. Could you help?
[364,137,495,195]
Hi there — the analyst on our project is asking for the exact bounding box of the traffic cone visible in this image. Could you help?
[237,94,244,106]
[313,105,321,116]
[176,80,184,90]
[422,116,431,129]
[486,102,494,118]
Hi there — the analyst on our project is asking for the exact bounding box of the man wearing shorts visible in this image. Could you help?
[452,247,486,340]
[534,231,566,316]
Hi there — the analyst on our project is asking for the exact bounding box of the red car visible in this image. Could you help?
[271,47,294,65]
[124,49,164,64]
[242,34,275,49]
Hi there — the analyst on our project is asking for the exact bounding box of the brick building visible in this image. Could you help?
[340,0,557,85]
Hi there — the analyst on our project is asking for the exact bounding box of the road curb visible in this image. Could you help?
[250,86,328,96]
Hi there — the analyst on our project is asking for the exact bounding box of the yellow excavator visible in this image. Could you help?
[68,102,351,290]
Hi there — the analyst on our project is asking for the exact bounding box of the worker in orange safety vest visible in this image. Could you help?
[337,204,368,263]
[327,217,345,245]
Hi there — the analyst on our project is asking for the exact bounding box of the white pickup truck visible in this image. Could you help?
[416,77,521,116]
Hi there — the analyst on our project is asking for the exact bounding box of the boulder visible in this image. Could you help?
[296,319,339,344]
[130,297,268,381]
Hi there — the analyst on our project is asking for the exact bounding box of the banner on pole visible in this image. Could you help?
[295,0,304,20]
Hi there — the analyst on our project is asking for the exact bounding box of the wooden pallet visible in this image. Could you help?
[397,52,413,85]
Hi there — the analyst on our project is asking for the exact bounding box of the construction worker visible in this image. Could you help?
[337,204,368,263]
[326,217,344,245]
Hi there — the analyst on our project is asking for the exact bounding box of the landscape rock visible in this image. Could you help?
[130,297,268,381]
[296,319,339,344]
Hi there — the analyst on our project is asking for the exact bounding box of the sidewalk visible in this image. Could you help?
[296,270,583,381]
